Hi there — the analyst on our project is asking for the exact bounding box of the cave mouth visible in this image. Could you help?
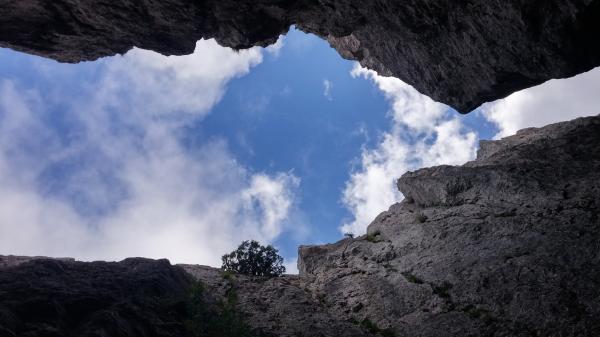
[1,23,599,268]
[1,2,600,336]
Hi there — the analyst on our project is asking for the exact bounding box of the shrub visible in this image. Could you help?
[416,213,428,223]
[221,240,286,277]
[365,230,382,243]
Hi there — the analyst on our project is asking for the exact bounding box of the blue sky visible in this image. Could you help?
[1,27,598,272]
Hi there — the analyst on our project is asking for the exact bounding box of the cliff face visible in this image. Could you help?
[298,115,600,337]
[0,257,193,337]
[1,115,600,337]
[0,256,370,337]
[1,0,599,112]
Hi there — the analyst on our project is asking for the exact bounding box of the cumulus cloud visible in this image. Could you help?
[265,35,286,57]
[0,40,300,266]
[482,67,600,138]
[341,65,477,235]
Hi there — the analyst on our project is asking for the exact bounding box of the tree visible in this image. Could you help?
[221,240,286,277]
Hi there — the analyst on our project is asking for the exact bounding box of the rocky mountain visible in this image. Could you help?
[1,115,599,337]
[1,0,599,112]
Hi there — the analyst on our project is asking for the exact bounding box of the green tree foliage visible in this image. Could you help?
[185,281,264,337]
[221,240,286,277]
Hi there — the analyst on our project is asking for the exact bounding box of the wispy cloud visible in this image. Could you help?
[0,39,300,266]
[323,79,333,100]
[341,65,477,235]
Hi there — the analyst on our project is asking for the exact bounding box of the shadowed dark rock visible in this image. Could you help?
[1,0,599,112]
[0,257,193,337]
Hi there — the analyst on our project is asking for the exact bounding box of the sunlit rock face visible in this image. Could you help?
[298,115,600,337]
[2,116,599,337]
[1,0,599,112]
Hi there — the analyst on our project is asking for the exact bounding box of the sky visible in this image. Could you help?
[0,28,599,273]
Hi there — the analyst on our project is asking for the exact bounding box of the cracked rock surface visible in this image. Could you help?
[1,0,599,112]
[298,115,600,337]
[1,115,600,336]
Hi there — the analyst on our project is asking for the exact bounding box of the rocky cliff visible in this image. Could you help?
[1,0,599,112]
[1,115,599,337]
[297,115,600,337]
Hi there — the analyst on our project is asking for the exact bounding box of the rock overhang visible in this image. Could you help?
[1,0,599,113]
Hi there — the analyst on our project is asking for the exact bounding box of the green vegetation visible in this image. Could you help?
[184,280,266,337]
[463,305,496,324]
[350,317,397,337]
[401,271,424,284]
[222,240,285,277]
[222,270,235,281]
[431,281,453,299]
[365,230,383,243]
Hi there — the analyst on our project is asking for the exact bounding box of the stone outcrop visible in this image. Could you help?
[0,256,369,337]
[0,257,193,337]
[298,115,600,337]
[1,0,599,112]
[1,115,600,336]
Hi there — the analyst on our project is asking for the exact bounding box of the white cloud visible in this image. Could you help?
[242,173,300,241]
[0,40,300,266]
[265,35,286,57]
[351,67,446,134]
[482,67,600,138]
[341,65,477,235]
[91,39,264,125]
[323,79,333,100]
[283,257,299,275]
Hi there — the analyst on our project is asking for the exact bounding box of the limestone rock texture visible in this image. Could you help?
[1,115,600,336]
[298,115,600,336]
[1,0,600,112]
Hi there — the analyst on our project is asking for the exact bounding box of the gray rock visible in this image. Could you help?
[1,1,599,112]
[0,257,193,337]
[182,265,370,337]
[299,115,600,337]
[0,255,75,268]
